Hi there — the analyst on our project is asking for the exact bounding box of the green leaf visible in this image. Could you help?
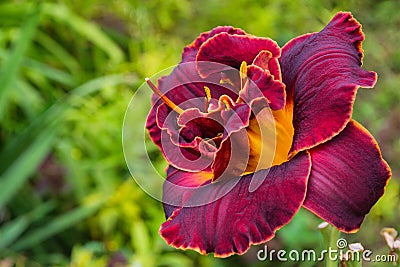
[42,3,124,65]
[0,201,56,251]
[11,201,103,251]
[0,71,132,250]
[0,123,57,208]
[35,30,82,78]
[0,2,34,26]
[157,253,193,267]
[0,4,41,119]
[68,73,136,99]
[23,57,77,87]
[0,73,135,177]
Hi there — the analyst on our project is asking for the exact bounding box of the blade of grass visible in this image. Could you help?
[11,200,104,251]
[42,3,124,65]
[0,124,57,208]
[15,79,45,119]
[68,73,136,99]
[35,30,82,78]
[0,105,58,175]
[0,48,78,87]
[0,73,135,169]
[23,58,77,87]
[0,2,33,26]
[0,5,41,119]
[0,73,135,208]
[0,201,56,251]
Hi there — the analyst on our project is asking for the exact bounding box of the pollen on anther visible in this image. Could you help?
[240,61,248,79]
[222,99,231,110]
[204,86,211,102]
[239,61,248,95]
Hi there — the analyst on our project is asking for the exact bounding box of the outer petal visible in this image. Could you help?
[303,120,391,232]
[182,26,246,62]
[197,32,280,77]
[279,12,377,155]
[163,165,212,219]
[160,152,311,257]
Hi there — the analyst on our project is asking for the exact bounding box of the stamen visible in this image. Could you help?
[204,86,211,112]
[220,95,233,110]
[236,61,248,103]
[222,99,231,110]
[204,86,211,102]
[145,78,184,114]
[220,77,235,86]
[240,61,248,90]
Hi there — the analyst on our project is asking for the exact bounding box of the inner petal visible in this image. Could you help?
[245,99,294,172]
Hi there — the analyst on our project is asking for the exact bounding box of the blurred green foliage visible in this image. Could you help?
[0,0,399,266]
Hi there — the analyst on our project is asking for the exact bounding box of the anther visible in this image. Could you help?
[220,95,233,110]
[145,78,184,114]
[204,86,211,101]
[222,99,231,110]
[204,86,211,112]
[236,61,248,103]
[239,61,248,90]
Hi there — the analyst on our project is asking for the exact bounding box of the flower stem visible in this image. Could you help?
[318,222,340,267]
[327,226,340,267]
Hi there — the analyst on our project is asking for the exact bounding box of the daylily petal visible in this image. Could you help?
[244,65,286,110]
[163,165,213,219]
[303,120,391,232]
[279,12,377,155]
[211,128,250,180]
[178,99,251,141]
[211,98,276,180]
[160,152,311,257]
[145,66,207,152]
[213,100,276,179]
[252,50,282,81]
[146,101,162,149]
[155,64,237,109]
[182,26,246,62]
[156,104,217,172]
[177,108,225,144]
[197,33,281,77]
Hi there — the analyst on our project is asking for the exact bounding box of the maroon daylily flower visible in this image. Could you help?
[145,12,391,257]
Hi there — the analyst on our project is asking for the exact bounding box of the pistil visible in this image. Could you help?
[145,78,184,114]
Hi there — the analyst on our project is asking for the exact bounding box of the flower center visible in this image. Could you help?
[245,98,295,173]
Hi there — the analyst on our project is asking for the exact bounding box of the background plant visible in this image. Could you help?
[0,0,399,266]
